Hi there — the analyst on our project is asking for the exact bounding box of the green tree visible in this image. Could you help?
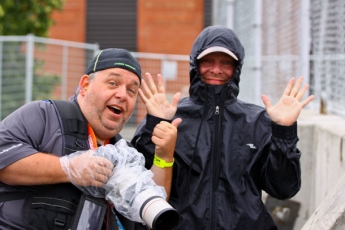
[0,0,63,36]
[0,0,64,119]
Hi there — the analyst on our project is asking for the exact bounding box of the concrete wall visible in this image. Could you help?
[293,110,345,229]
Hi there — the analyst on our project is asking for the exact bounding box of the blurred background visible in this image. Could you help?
[1,0,345,229]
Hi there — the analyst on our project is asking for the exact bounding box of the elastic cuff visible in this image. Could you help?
[145,114,172,132]
[271,121,297,140]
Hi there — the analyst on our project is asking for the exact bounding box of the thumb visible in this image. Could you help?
[261,94,272,109]
[171,92,181,108]
[172,118,182,128]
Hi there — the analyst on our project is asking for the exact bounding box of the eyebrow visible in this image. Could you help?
[107,72,140,87]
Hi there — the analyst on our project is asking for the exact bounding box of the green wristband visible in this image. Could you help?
[153,155,174,168]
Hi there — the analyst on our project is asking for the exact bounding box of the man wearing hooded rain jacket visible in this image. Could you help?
[132,25,315,229]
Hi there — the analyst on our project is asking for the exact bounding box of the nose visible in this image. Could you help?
[210,62,222,74]
[114,85,127,101]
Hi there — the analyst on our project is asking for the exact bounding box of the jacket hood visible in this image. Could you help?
[189,25,245,104]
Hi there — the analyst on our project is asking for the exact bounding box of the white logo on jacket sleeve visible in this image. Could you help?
[246,143,257,149]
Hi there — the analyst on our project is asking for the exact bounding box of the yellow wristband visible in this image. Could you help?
[153,155,174,168]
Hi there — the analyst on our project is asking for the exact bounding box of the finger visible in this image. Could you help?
[151,135,160,145]
[92,181,104,188]
[300,95,315,108]
[98,160,114,171]
[172,118,182,128]
[283,78,295,96]
[94,173,109,185]
[171,92,181,108]
[295,83,309,101]
[140,79,153,100]
[98,167,113,178]
[156,74,166,94]
[152,122,177,141]
[144,72,158,94]
[261,94,272,109]
[152,124,167,139]
[290,76,304,97]
[138,88,147,103]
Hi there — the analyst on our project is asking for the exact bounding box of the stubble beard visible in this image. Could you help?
[96,106,127,137]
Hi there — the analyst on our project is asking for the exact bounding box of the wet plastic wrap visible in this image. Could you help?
[60,139,167,224]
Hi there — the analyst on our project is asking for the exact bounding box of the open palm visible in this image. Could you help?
[139,73,181,120]
[261,77,315,126]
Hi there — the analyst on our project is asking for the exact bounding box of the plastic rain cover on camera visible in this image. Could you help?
[104,140,167,223]
[62,139,167,223]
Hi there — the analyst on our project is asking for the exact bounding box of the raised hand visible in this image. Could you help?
[261,76,315,126]
[139,72,181,120]
[152,118,182,162]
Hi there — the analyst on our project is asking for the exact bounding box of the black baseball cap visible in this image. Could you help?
[85,48,142,83]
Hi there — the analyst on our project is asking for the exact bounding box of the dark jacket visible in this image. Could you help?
[132,25,301,230]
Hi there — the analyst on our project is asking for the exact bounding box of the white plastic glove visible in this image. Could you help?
[59,149,114,197]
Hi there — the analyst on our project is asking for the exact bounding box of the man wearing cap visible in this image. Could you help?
[132,25,314,229]
[0,48,181,229]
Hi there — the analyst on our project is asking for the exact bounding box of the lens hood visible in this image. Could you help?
[140,196,180,230]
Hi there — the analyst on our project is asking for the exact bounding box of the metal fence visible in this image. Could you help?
[0,35,190,130]
[230,0,345,117]
[2,0,345,127]
[0,34,100,120]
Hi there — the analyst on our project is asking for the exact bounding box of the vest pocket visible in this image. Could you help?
[22,184,80,230]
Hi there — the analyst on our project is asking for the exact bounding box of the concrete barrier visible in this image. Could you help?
[294,110,345,229]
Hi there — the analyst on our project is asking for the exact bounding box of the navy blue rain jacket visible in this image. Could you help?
[132,25,301,230]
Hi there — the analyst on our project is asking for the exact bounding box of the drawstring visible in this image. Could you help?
[186,104,208,196]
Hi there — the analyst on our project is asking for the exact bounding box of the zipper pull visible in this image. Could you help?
[215,106,219,115]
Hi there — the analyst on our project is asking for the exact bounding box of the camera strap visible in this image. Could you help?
[106,203,125,230]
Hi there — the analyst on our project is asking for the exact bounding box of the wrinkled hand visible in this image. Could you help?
[139,72,181,120]
[261,76,315,126]
[152,118,182,162]
[60,150,114,187]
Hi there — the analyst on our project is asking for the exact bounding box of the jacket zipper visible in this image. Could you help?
[211,104,221,229]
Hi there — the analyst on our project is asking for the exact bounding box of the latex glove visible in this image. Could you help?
[60,150,114,196]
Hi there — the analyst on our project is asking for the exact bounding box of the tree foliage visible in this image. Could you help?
[0,0,64,119]
[0,0,64,36]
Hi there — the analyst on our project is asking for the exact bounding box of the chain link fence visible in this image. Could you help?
[309,0,345,116]
[0,34,99,120]
[1,0,345,126]
[230,0,345,117]
[0,35,190,135]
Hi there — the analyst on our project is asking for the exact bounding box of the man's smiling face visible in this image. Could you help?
[79,68,140,142]
[198,52,236,85]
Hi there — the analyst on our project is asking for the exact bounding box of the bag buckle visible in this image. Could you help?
[54,212,66,227]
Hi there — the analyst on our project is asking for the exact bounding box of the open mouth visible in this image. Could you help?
[108,106,122,115]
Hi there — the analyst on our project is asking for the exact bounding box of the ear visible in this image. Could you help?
[79,75,90,96]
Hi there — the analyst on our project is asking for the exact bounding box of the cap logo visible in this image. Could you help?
[114,62,136,71]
